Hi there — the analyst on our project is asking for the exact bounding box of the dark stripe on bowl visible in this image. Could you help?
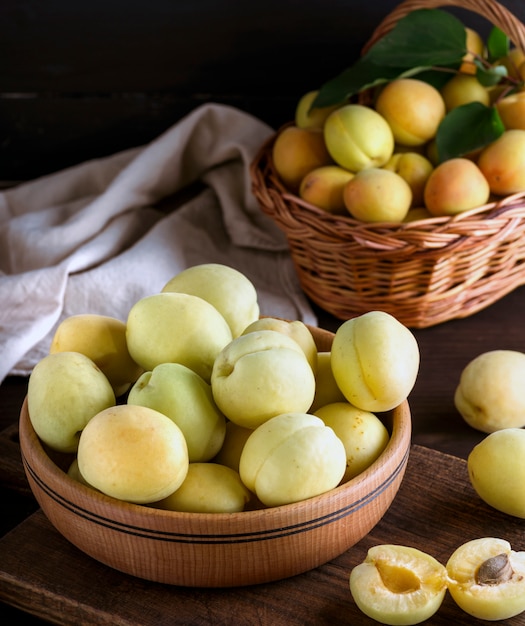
[21,447,409,545]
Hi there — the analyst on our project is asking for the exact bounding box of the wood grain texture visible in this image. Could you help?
[2,444,525,625]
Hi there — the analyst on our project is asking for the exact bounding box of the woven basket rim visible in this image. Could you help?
[251,129,525,236]
[363,0,525,54]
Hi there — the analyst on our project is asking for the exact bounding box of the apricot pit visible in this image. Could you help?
[446,537,525,620]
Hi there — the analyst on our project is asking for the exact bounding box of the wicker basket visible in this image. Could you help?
[250,0,525,328]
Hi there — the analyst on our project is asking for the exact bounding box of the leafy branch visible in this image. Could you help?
[311,8,521,163]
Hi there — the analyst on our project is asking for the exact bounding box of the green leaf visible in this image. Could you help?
[487,27,509,63]
[476,63,508,87]
[435,102,505,162]
[312,59,404,108]
[313,8,467,108]
[363,9,466,68]
[413,66,460,91]
[311,60,452,108]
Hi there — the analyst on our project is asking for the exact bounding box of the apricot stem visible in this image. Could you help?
[475,553,513,585]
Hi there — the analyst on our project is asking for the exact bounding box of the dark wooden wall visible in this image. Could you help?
[2,0,525,180]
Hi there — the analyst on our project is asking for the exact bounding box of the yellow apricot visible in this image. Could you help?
[49,314,143,397]
[519,60,525,84]
[441,74,490,111]
[468,431,525,519]
[496,91,525,130]
[488,84,509,105]
[343,168,412,223]
[383,152,434,207]
[272,125,332,192]
[455,349,525,433]
[309,351,346,413]
[478,129,525,195]
[299,165,354,214]
[295,90,341,130]
[375,78,446,147]
[314,402,389,482]
[403,207,432,222]
[460,27,485,75]
[212,421,253,473]
[425,139,439,166]
[424,158,490,216]
[323,104,395,172]
[497,47,525,80]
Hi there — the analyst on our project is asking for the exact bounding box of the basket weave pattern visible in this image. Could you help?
[250,0,525,328]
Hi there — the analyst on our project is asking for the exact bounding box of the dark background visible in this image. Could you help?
[2,0,525,181]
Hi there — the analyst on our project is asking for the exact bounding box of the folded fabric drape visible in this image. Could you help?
[0,103,317,383]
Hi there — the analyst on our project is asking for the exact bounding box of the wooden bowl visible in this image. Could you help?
[19,326,411,587]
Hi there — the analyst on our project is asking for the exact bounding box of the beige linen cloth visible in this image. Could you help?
[0,103,317,383]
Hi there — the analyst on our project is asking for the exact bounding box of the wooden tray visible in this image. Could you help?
[1,444,525,625]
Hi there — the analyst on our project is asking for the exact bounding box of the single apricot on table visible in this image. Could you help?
[478,129,525,195]
[375,78,446,147]
[454,349,525,433]
[272,125,332,192]
[468,428,525,519]
[424,158,490,216]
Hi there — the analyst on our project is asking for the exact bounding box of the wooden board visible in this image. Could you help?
[1,444,525,625]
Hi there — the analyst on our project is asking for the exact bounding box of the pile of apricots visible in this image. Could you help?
[272,28,525,223]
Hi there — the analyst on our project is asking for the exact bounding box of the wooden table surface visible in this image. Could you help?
[2,284,525,624]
